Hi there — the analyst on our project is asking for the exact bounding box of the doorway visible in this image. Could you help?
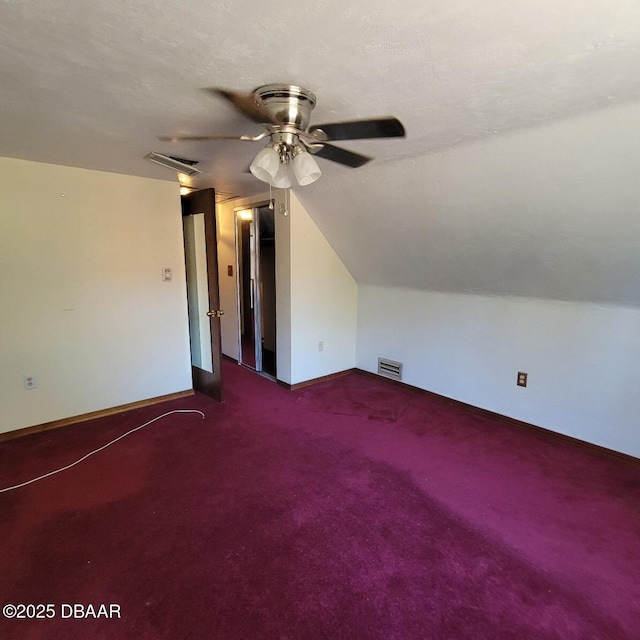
[182,188,223,401]
[236,203,276,377]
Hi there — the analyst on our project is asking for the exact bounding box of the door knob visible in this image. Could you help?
[206,310,225,318]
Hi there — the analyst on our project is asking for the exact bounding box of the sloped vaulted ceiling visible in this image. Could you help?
[296,101,640,306]
[1,0,639,305]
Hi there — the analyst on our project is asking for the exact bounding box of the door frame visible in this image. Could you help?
[235,202,278,374]
[234,207,263,371]
[182,188,223,402]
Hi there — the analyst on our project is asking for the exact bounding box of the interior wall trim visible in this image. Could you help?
[278,368,356,391]
[356,369,639,465]
[0,389,195,443]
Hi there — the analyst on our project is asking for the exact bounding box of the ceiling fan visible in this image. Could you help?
[160,84,405,187]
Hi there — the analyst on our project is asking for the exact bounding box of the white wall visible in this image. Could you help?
[289,191,357,385]
[357,285,640,457]
[0,157,192,434]
[275,191,292,383]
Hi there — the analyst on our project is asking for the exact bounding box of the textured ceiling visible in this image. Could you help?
[1,0,640,304]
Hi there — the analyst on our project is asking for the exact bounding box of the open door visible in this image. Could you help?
[182,188,223,401]
[236,204,276,377]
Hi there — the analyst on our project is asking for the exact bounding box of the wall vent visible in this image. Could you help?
[378,357,403,381]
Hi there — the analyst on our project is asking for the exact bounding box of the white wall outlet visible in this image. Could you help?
[318,340,324,352]
[162,267,172,282]
[23,374,37,390]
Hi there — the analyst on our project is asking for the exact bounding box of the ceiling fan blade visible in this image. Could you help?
[309,117,405,141]
[309,143,372,168]
[206,88,278,125]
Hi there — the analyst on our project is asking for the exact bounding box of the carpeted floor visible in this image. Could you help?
[1,361,639,639]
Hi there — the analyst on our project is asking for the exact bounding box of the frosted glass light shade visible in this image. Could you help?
[271,163,292,188]
[293,151,321,186]
[250,147,280,184]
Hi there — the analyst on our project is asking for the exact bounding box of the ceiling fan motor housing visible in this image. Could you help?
[254,84,317,131]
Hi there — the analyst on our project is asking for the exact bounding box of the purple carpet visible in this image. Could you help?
[1,362,639,639]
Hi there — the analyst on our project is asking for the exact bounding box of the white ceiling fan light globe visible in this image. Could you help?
[250,146,280,184]
[271,162,292,189]
[293,151,321,186]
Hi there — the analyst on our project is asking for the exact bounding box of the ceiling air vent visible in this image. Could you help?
[378,357,403,381]
[145,152,201,176]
